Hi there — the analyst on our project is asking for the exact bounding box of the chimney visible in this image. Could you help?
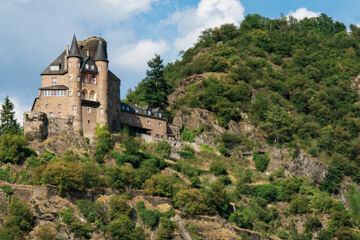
[64,45,69,71]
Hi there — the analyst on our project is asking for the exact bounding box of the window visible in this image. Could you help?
[69,90,73,96]
[77,63,80,67]
[85,64,89,69]
[73,105,77,111]
[45,104,49,109]
[68,63,72,68]
[41,90,65,96]
[87,107,91,113]
[126,106,129,111]
[128,117,131,122]
[121,105,124,111]
[159,113,162,118]
[52,78,57,85]
[147,110,151,116]
[88,120,90,124]
[77,76,80,82]
[136,119,140,123]
[76,91,80,96]
[148,120,151,126]
[68,75,72,82]
[50,65,59,71]
[91,65,94,70]
[158,122,162,128]
[58,112,62,117]
[98,66,102,71]
[58,104,62,109]
[100,108,104,114]
[49,112,54,118]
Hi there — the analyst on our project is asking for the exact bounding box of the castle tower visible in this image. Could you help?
[67,34,82,130]
[94,39,109,126]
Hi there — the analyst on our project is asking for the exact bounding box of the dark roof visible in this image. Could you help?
[120,102,166,120]
[68,34,81,58]
[39,85,69,90]
[41,50,68,75]
[94,39,108,62]
[81,56,98,74]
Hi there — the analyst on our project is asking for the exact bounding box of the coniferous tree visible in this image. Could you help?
[143,54,170,109]
[0,96,20,135]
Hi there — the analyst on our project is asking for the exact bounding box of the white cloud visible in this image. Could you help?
[287,8,320,20]
[168,0,245,52]
[113,39,169,73]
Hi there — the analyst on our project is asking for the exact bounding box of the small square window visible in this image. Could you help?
[91,65,94,70]
[69,90,73,96]
[68,63,72,68]
[100,108,104,114]
[58,104,62,108]
[73,105,77,111]
[136,119,140,123]
[68,75,72,82]
[158,122,162,127]
[77,63,80,67]
[87,107,91,113]
[45,104,49,109]
[85,64,89,69]
[77,76,80,81]
[49,112,54,118]
[76,91,80,96]
[98,66,102,71]
[58,112,62,117]
[52,78,57,85]
[148,121,151,126]
[88,120,90,124]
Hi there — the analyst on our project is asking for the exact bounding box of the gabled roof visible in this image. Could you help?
[68,34,81,58]
[41,50,68,75]
[81,56,98,74]
[94,39,108,62]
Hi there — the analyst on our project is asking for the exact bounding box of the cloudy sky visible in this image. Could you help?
[1,0,360,122]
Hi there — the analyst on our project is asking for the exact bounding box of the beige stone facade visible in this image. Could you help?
[29,35,120,138]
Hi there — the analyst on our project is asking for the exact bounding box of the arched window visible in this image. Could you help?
[81,89,88,100]
[89,90,96,101]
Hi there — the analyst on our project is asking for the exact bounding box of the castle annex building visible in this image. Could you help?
[24,35,171,140]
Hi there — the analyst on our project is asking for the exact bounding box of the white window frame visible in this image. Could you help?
[52,78,57,85]
[73,105,77,111]
[49,112,54,118]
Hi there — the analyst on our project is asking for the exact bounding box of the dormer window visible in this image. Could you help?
[52,78,57,85]
[147,110,151,116]
[126,106,129,111]
[77,63,80,68]
[91,65,95,70]
[159,113,162,118]
[50,65,59,71]
[85,64,89,69]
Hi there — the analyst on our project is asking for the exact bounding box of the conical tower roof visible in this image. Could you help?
[94,39,108,62]
[68,34,81,58]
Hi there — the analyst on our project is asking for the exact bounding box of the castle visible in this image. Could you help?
[24,35,171,140]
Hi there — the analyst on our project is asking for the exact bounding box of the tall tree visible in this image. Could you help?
[143,54,170,109]
[0,96,20,135]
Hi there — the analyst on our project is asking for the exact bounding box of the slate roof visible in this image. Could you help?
[120,102,166,120]
[41,50,67,75]
[94,39,108,62]
[81,57,98,74]
[39,85,69,90]
[68,34,81,58]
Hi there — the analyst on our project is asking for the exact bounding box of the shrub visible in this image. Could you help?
[253,152,270,172]
[0,133,32,164]
[217,133,242,156]
[144,174,173,197]
[107,215,146,240]
[174,189,212,215]
[35,226,56,240]
[210,161,227,176]
[156,141,171,158]
[252,184,278,203]
[107,166,134,191]
[156,217,176,240]
[136,201,159,227]
[229,208,253,229]
[178,145,195,159]
[60,207,92,239]
[305,217,322,233]
[94,124,114,163]
[289,196,310,215]
[109,195,132,220]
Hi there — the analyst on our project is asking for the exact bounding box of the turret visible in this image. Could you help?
[67,34,82,130]
[94,39,109,127]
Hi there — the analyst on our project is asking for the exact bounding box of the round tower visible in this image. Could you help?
[67,34,82,131]
[94,39,109,127]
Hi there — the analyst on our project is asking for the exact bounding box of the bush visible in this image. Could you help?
[136,201,160,227]
[107,214,146,240]
[217,133,242,156]
[156,217,176,240]
[109,195,132,220]
[210,161,227,176]
[252,184,278,203]
[289,196,310,215]
[156,141,171,158]
[0,134,32,164]
[35,226,56,240]
[174,189,212,215]
[144,174,173,197]
[229,208,253,229]
[94,124,114,163]
[253,152,270,172]
[60,207,92,239]
[305,217,322,232]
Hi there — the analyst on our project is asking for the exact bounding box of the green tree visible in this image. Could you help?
[0,96,20,135]
[0,133,31,164]
[108,215,146,240]
[143,54,170,109]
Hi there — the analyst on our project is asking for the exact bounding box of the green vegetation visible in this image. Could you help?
[94,124,114,163]
[253,152,270,172]
[0,96,20,135]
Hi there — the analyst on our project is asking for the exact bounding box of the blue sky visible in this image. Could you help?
[0,0,360,121]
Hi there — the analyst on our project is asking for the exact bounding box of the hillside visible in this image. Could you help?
[1,13,360,240]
